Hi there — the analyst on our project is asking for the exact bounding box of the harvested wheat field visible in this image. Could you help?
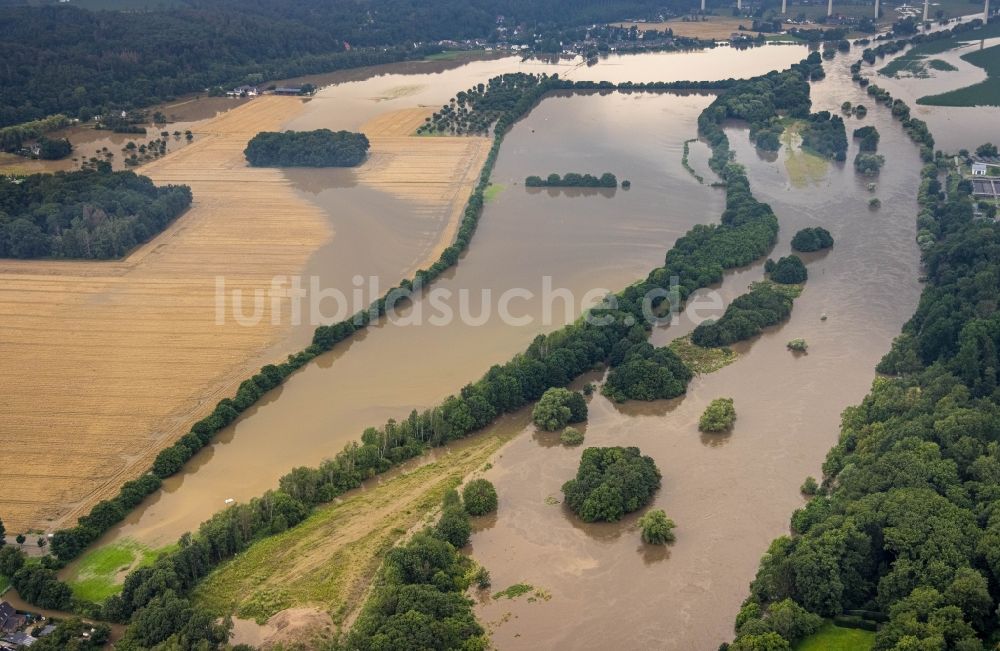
[0,97,490,534]
[614,18,775,40]
[355,107,490,266]
[0,96,329,533]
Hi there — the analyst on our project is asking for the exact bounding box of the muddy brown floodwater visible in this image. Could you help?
[860,30,1000,153]
[47,42,928,649]
[82,45,807,552]
[469,50,923,649]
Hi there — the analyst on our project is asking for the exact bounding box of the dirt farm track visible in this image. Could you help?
[0,95,489,533]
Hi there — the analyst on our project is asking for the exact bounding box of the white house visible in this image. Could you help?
[972,162,989,176]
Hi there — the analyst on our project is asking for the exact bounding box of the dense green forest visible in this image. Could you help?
[0,545,73,610]
[698,53,820,171]
[0,168,191,259]
[532,387,588,431]
[0,0,681,129]
[244,129,369,167]
[854,125,881,153]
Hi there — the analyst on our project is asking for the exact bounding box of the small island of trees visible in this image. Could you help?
[562,446,661,522]
[525,172,618,188]
[854,152,885,176]
[800,111,848,161]
[853,125,880,152]
[765,255,808,284]
[691,283,795,348]
[602,342,692,402]
[787,338,808,352]
[699,397,736,433]
[790,227,834,252]
[244,129,370,167]
[532,387,587,431]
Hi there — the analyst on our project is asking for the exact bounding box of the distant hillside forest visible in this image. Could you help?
[244,130,370,167]
[0,168,192,259]
[0,0,679,129]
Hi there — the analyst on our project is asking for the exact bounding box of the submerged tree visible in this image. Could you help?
[463,479,498,516]
[699,398,736,433]
[638,509,676,544]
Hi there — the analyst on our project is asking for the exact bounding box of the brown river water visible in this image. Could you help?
[64,43,941,648]
[861,30,1000,153]
[85,45,807,549]
[469,50,926,649]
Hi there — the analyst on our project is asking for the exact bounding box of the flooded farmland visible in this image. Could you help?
[27,39,934,650]
[84,45,808,549]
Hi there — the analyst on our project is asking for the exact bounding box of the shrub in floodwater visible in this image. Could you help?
[801,476,819,496]
[639,509,676,545]
[869,197,881,209]
[787,339,808,352]
[463,479,498,516]
[560,427,585,446]
[474,566,491,589]
[699,398,736,433]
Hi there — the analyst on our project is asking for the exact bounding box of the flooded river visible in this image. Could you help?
[86,45,809,550]
[860,27,1000,152]
[68,41,928,649]
[469,48,923,649]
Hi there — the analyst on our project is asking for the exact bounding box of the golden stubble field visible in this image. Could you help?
[357,108,490,266]
[0,97,490,534]
[614,18,807,40]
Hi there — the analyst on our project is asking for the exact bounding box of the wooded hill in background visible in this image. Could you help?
[0,0,679,128]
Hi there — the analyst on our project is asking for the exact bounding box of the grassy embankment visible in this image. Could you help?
[65,539,175,603]
[191,424,522,627]
[794,622,875,650]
